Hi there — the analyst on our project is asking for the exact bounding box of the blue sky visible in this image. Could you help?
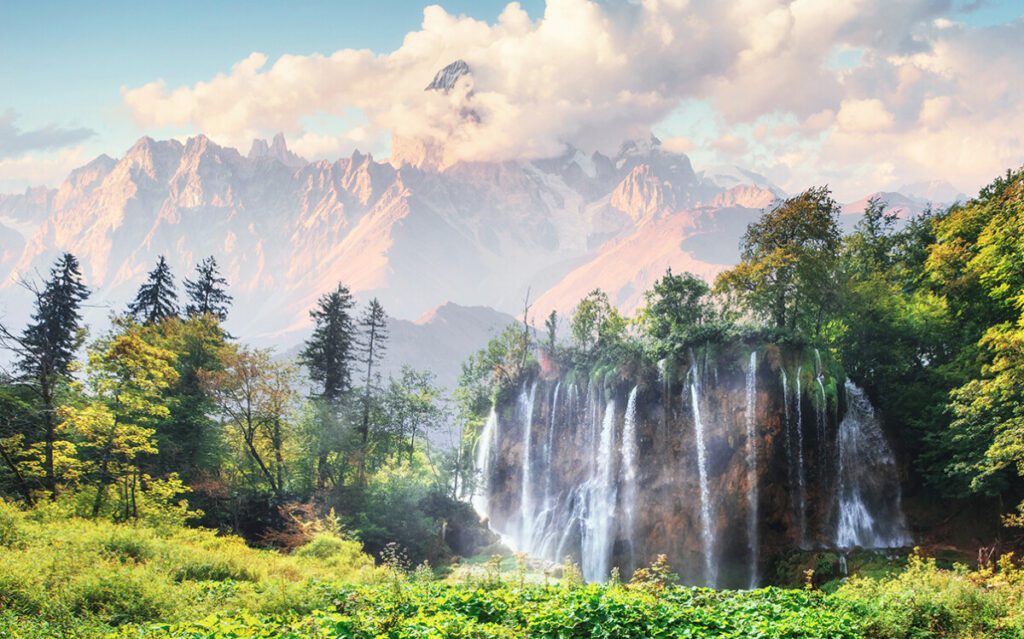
[1,0,1022,198]
[1,1,541,159]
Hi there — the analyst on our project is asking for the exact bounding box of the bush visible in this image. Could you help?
[833,551,1024,638]
[69,569,168,625]
[0,499,23,547]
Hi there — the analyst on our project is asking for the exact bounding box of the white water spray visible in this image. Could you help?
[745,352,759,587]
[689,363,717,587]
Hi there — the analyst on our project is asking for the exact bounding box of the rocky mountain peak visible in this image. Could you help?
[425,59,471,93]
[247,132,306,167]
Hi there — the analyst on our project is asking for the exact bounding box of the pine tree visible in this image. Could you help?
[20,253,90,378]
[357,299,388,477]
[184,256,232,321]
[299,283,357,491]
[1,253,90,496]
[128,256,179,324]
[300,284,357,402]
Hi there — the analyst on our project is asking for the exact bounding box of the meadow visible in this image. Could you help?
[2,499,1022,639]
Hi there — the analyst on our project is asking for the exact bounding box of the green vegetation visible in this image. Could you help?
[3,169,1024,637]
[2,503,1022,638]
[465,170,1024,527]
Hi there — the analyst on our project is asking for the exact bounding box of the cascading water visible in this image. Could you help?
[745,352,759,587]
[475,350,914,588]
[582,398,618,582]
[472,408,498,518]
[795,365,808,546]
[621,386,640,568]
[834,382,911,549]
[518,383,538,546]
[689,363,717,587]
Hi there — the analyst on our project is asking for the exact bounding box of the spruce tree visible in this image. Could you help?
[300,283,357,402]
[184,256,232,321]
[356,298,388,476]
[3,253,90,496]
[128,256,179,324]
[299,283,357,491]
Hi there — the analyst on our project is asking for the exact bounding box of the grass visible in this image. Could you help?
[0,499,379,637]
[1,498,1023,639]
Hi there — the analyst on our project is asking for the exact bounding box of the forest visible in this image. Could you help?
[1,168,1024,638]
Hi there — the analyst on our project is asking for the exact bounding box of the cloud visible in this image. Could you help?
[0,147,89,192]
[0,111,94,159]
[118,0,1024,198]
[836,99,895,133]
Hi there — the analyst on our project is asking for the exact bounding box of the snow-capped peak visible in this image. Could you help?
[425,59,471,93]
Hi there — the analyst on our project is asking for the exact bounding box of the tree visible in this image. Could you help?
[0,253,89,496]
[714,187,842,334]
[59,324,179,518]
[382,367,446,464]
[128,256,179,324]
[200,347,297,499]
[299,283,358,491]
[637,269,719,354]
[143,315,228,483]
[300,284,357,402]
[929,169,1024,506]
[184,256,232,321]
[544,310,558,355]
[570,289,626,354]
[356,299,388,479]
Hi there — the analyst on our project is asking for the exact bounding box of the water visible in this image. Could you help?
[519,383,538,545]
[472,358,911,587]
[472,408,498,518]
[582,398,618,581]
[689,363,717,587]
[834,382,912,549]
[745,352,759,588]
[621,386,640,559]
[795,365,807,547]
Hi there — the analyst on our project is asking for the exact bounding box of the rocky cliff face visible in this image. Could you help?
[473,345,910,588]
[0,134,780,340]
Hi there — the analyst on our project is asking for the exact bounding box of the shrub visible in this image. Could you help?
[0,499,23,548]
[69,569,168,625]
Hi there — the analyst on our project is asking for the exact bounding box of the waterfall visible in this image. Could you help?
[745,352,759,588]
[689,363,717,587]
[621,386,640,560]
[834,382,911,550]
[795,366,808,547]
[582,398,618,582]
[519,383,538,546]
[472,408,498,518]
[816,378,827,449]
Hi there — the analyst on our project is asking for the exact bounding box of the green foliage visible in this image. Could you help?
[570,288,627,356]
[715,186,842,334]
[832,551,1024,638]
[0,504,379,637]
[128,256,180,324]
[637,269,732,357]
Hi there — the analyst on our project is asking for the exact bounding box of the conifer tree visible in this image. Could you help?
[300,284,357,402]
[299,283,357,490]
[357,299,388,476]
[0,253,90,496]
[128,256,179,324]
[184,256,232,321]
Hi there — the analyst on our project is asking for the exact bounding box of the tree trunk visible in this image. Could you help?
[41,376,57,498]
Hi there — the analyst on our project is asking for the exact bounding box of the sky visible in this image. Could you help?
[1,0,1023,200]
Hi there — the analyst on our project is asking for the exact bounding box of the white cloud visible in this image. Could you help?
[113,0,1024,199]
[836,99,895,133]
[0,147,89,192]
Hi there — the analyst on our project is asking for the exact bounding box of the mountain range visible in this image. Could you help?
[0,126,961,366]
